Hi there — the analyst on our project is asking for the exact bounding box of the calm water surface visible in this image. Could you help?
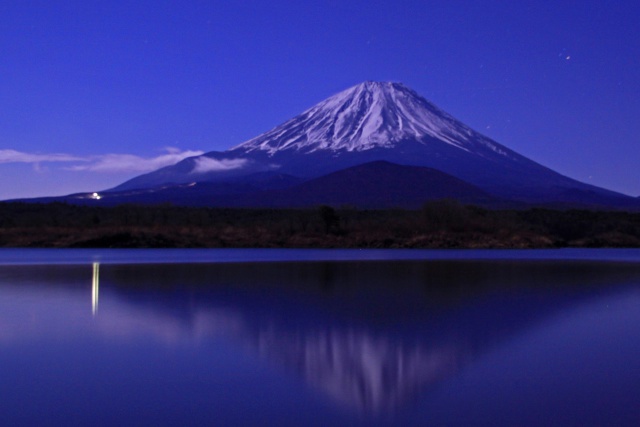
[0,249,639,426]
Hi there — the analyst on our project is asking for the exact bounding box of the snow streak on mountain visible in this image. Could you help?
[232,81,511,158]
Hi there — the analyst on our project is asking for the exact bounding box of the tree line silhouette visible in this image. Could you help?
[1,201,639,248]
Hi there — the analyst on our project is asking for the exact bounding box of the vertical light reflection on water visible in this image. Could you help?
[92,262,99,316]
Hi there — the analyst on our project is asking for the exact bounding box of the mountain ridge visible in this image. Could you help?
[54,81,640,209]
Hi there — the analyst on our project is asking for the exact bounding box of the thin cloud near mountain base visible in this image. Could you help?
[191,157,249,173]
[0,148,203,174]
[69,148,204,173]
[0,149,84,164]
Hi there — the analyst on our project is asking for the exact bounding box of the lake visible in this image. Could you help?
[1,249,639,426]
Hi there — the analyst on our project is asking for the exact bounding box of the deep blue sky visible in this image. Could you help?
[1,0,639,199]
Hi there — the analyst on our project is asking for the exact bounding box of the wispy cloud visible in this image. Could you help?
[192,157,248,173]
[0,147,204,173]
[68,147,204,173]
[0,149,84,164]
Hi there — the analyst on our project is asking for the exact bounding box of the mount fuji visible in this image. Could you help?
[72,81,637,208]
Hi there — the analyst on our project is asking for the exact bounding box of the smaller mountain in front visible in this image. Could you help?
[228,161,496,208]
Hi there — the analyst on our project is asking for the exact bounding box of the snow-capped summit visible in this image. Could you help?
[232,81,509,157]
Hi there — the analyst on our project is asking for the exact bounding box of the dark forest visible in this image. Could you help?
[2,201,640,248]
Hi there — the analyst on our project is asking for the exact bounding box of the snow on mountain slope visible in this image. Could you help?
[232,81,511,158]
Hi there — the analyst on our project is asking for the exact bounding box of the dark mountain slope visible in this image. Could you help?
[235,161,496,209]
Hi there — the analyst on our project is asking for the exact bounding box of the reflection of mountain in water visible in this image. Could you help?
[85,260,640,413]
[254,327,460,412]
